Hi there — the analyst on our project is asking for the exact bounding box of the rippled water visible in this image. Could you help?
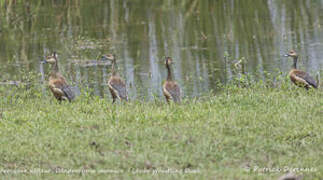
[1,0,322,99]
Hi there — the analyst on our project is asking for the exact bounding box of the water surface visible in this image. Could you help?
[1,0,322,99]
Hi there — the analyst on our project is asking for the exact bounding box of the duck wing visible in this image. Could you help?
[164,81,181,103]
[50,75,75,102]
[61,85,75,101]
[293,70,318,88]
[108,77,128,100]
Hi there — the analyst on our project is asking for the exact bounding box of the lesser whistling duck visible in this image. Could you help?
[42,52,75,102]
[163,57,181,103]
[284,50,318,90]
[104,54,128,103]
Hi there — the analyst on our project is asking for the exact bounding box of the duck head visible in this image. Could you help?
[165,57,173,66]
[42,52,58,64]
[102,54,116,63]
[284,50,298,58]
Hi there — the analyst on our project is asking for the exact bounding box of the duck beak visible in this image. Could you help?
[41,60,47,64]
[284,54,289,57]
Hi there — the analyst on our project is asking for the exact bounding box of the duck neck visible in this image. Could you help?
[51,62,59,76]
[166,63,173,81]
[112,59,117,76]
[292,56,298,69]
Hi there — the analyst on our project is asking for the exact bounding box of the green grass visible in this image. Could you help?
[0,81,322,179]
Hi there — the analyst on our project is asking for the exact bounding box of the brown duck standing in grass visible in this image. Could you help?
[104,54,128,103]
[163,57,181,103]
[42,52,75,102]
[284,50,318,90]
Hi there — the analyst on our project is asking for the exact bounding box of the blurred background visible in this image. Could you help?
[0,0,322,99]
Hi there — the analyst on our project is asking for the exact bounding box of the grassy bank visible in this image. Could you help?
[0,81,322,179]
